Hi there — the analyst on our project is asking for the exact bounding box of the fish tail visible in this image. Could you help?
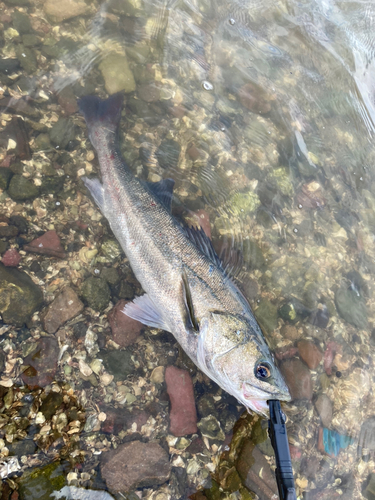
[78,93,123,148]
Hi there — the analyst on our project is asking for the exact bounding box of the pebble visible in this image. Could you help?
[42,287,84,334]
[7,174,39,201]
[100,349,134,381]
[57,86,78,115]
[150,366,165,384]
[81,276,110,312]
[314,394,333,428]
[298,340,323,369]
[197,415,225,441]
[280,324,301,341]
[24,230,66,259]
[100,406,149,434]
[280,358,313,400]
[254,300,278,334]
[49,117,77,150]
[2,248,21,267]
[241,276,259,301]
[0,263,43,325]
[335,284,368,329]
[21,337,59,389]
[100,441,171,492]
[165,365,198,436]
[238,82,272,115]
[137,83,161,103]
[0,225,18,239]
[156,140,181,170]
[107,299,143,347]
[43,0,91,23]
[99,53,136,95]
[40,391,63,420]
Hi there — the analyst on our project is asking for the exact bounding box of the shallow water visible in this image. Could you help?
[0,0,375,498]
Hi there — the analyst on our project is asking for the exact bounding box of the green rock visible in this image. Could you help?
[99,349,134,380]
[40,391,63,419]
[229,191,261,216]
[0,241,9,255]
[16,46,37,73]
[278,302,299,324]
[81,276,110,312]
[197,415,225,441]
[101,267,120,285]
[254,300,278,334]
[99,53,136,95]
[40,175,65,195]
[267,167,294,198]
[49,118,77,149]
[109,0,144,16]
[0,263,43,325]
[335,285,368,329]
[18,461,66,500]
[156,140,181,170]
[7,175,39,201]
[118,280,135,300]
[0,167,13,190]
[12,10,32,33]
[22,34,40,47]
[100,239,122,261]
[34,133,52,151]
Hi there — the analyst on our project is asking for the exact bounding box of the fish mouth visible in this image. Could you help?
[242,381,291,403]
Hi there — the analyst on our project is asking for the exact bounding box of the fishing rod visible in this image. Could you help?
[268,400,297,500]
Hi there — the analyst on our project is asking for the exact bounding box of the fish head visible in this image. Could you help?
[199,312,290,416]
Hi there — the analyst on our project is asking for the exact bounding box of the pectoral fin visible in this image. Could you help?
[122,294,170,331]
[82,177,105,214]
[181,269,199,334]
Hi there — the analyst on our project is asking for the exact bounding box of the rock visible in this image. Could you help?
[107,299,143,347]
[40,175,65,195]
[99,53,136,95]
[21,337,59,389]
[7,175,39,201]
[0,241,8,255]
[298,340,323,369]
[165,365,197,436]
[138,83,161,102]
[24,230,66,258]
[0,58,20,73]
[280,358,313,400]
[42,287,84,334]
[335,284,368,329]
[156,140,181,170]
[0,167,13,189]
[57,86,78,115]
[99,349,134,381]
[12,10,32,33]
[18,461,66,500]
[150,366,165,384]
[185,209,212,238]
[2,248,21,267]
[314,394,333,428]
[308,305,330,329]
[40,391,63,419]
[100,406,149,434]
[81,276,110,312]
[15,46,37,73]
[241,276,259,301]
[197,415,225,441]
[100,239,122,261]
[0,263,43,325]
[9,215,28,233]
[0,225,18,238]
[238,82,272,115]
[109,0,145,16]
[101,441,171,492]
[43,0,91,23]
[8,438,37,456]
[281,324,300,341]
[197,394,217,418]
[22,34,40,47]
[118,280,134,300]
[49,117,77,150]
[295,219,314,237]
[100,267,120,285]
[254,300,278,334]
[34,133,52,151]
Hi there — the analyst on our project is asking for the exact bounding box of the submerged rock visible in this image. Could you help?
[156,139,181,170]
[40,391,63,420]
[18,461,66,500]
[0,263,43,325]
[99,53,136,95]
[165,365,197,436]
[99,349,134,381]
[314,394,333,428]
[254,300,278,334]
[280,358,312,400]
[81,276,110,312]
[100,440,171,492]
[24,230,66,259]
[7,174,39,201]
[43,0,91,23]
[42,286,84,334]
[2,248,21,267]
[107,299,143,347]
[335,284,368,329]
[49,117,77,150]
[298,340,323,370]
[197,415,225,441]
[21,337,59,389]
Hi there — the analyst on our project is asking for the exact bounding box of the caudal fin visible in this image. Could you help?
[78,94,123,146]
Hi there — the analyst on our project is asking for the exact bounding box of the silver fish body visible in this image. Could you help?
[79,94,290,416]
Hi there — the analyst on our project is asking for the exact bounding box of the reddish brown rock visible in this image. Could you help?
[42,287,84,334]
[280,358,313,400]
[165,365,197,436]
[24,230,66,258]
[186,144,203,161]
[21,337,59,389]
[281,324,300,341]
[298,340,323,369]
[100,407,149,434]
[57,87,78,115]
[101,440,171,492]
[275,346,298,361]
[296,182,325,209]
[238,82,272,115]
[2,248,21,267]
[314,394,333,428]
[324,341,340,375]
[107,299,143,347]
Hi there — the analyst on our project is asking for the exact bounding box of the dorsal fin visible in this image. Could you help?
[184,225,224,271]
[145,178,175,212]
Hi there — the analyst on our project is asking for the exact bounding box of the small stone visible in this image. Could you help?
[22,34,39,47]
[2,248,21,267]
[241,276,259,301]
[118,280,134,300]
[197,415,225,441]
[34,133,52,151]
[7,175,39,201]
[335,284,368,329]
[280,358,312,400]
[24,230,66,259]
[49,118,77,150]
[8,439,37,457]
[100,267,120,285]
[43,0,91,23]
[12,10,32,33]
[254,300,278,334]
[0,225,18,238]
[79,359,93,377]
[81,277,110,312]
[138,83,161,102]
[156,140,181,170]
[298,340,323,369]
[0,241,8,255]
[0,263,43,325]
[165,366,198,436]
[99,53,136,95]
[238,82,272,115]
[100,441,171,492]
[15,46,37,73]
[42,287,84,334]
[314,394,333,428]
[57,86,78,115]
[107,299,143,347]
[40,391,63,420]
[99,349,134,381]
[101,239,122,261]
[150,366,165,384]
[9,215,28,233]
[0,168,13,190]
[21,337,59,389]
[281,324,300,341]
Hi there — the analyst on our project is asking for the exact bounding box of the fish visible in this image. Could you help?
[78,94,290,416]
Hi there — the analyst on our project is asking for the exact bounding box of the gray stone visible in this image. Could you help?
[81,276,110,312]
[18,461,66,500]
[254,300,278,335]
[43,0,91,23]
[12,10,32,33]
[22,34,40,47]
[335,284,368,329]
[99,53,136,95]
[0,168,13,190]
[15,46,37,73]
[49,118,77,150]
[42,287,84,334]
[34,133,52,151]
[99,349,134,381]
[7,175,39,201]
[156,140,181,169]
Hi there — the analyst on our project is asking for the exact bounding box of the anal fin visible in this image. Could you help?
[82,177,105,214]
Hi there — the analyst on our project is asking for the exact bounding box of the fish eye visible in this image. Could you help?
[255,362,271,380]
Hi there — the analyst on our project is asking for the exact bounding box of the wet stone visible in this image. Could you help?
[12,10,32,33]
[100,440,171,492]
[22,34,39,47]
[281,324,301,341]
[100,349,134,381]
[0,225,18,238]
[8,438,37,456]
[0,263,43,325]
[197,415,225,441]
[42,287,84,334]
[197,394,217,419]
[21,337,59,389]
[34,133,52,151]
[0,167,13,190]
[0,58,20,73]
[118,280,135,300]
[7,174,39,201]
[254,300,278,334]
[241,276,259,301]
[40,391,63,420]
[107,299,143,347]
[280,358,313,400]
[243,239,265,269]
[40,175,65,195]
[24,230,66,258]
[238,82,272,115]
[9,215,28,233]
[99,53,136,95]
[81,276,110,312]
[2,248,21,267]
[298,340,323,369]
[43,0,91,23]
[314,394,333,428]
[49,118,77,150]
[101,267,120,285]
[18,461,66,500]
[156,139,181,169]
[138,83,161,103]
[335,284,368,329]
[57,86,78,115]
[15,45,37,73]
[0,241,8,255]
[165,365,198,436]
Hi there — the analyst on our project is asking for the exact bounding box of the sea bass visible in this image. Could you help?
[78,94,290,416]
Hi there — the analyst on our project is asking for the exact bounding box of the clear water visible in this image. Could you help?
[0,0,375,498]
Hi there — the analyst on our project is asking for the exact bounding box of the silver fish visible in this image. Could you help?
[78,94,290,416]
